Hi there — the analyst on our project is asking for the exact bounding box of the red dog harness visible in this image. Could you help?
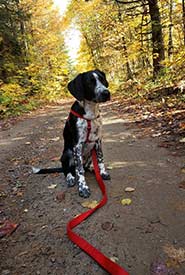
[70,109,92,143]
[67,110,130,275]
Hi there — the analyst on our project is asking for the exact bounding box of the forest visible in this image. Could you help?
[0,1,185,274]
[0,0,185,117]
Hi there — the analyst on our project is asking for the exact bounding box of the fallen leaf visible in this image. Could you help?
[50,137,60,142]
[15,181,23,188]
[178,181,185,190]
[81,200,98,209]
[51,156,59,161]
[179,137,185,143]
[125,187,135,192]
[121,198,132,205]
[150,260,177,275]
[48,184,57,189]
[25,141,31,145]
[163,244,185,263]
[158,142,171,148]
[152,133,161,137]
[56,191,65,202]
[0,220,18,238]
[166,257,180,268]
[17,192,23,197]
[179,122,185,130]
[0,191,7,198]
[181,167,185,173]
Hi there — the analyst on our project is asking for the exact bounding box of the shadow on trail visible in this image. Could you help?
[0,100,184,275]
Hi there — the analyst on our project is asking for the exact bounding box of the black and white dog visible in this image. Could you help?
[34,69,111,198]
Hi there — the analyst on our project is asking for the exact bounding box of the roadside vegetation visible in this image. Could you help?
[0,0,185,118]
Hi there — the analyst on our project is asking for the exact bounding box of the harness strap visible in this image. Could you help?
[67,148,130,275]
[70,109,92,143]
[70,109,84,119]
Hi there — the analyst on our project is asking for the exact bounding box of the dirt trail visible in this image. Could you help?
[0,100,185,275]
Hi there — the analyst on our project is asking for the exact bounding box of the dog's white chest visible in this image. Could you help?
[89,116,102,142]
[77,116,102,144]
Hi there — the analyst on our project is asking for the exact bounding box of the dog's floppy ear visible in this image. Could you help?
[67,73,85,101]
[95,69,109,88]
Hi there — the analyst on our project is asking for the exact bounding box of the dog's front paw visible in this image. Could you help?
[101,171,111,180]
[78,185,91,198]
[66,173,76,187]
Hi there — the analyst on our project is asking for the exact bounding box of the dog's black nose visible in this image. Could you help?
[101,89,110,102]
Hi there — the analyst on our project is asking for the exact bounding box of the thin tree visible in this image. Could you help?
[168,0,173,58]
[115,0,165,77]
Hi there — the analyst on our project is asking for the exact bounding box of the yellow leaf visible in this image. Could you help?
[81,200,98,209]
[121,198,132,206]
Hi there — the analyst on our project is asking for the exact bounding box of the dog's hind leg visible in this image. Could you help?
[84,154,93,172]
[61,149,76,187]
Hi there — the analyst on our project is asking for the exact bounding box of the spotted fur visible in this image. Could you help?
[61,70,111,198]
[34,70,111,198]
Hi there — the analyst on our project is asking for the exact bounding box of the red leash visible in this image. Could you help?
[67,148,130,275]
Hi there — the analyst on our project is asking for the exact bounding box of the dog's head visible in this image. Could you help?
[67,69,110,103]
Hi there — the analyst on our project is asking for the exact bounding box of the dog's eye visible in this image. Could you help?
[99,76,104,83]
[100,77,108,88]
[99,76,105,85]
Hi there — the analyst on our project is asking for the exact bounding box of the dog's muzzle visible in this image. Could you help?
[96,89,111,103]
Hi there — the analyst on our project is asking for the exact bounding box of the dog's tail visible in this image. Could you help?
[32,167,63,174]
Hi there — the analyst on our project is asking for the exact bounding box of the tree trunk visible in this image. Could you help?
[16,0,29,63]
[82,33,97,67]
[122,36,134,80]
[148,0,165,77]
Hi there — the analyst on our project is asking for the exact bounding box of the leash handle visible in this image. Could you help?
[67,148,130,275]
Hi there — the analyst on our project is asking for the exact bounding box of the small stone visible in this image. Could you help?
[173,239,178,244]
[50,257,56,263]
[110,256,119,262]
[101,221,114,231]
[125,187,135,192]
